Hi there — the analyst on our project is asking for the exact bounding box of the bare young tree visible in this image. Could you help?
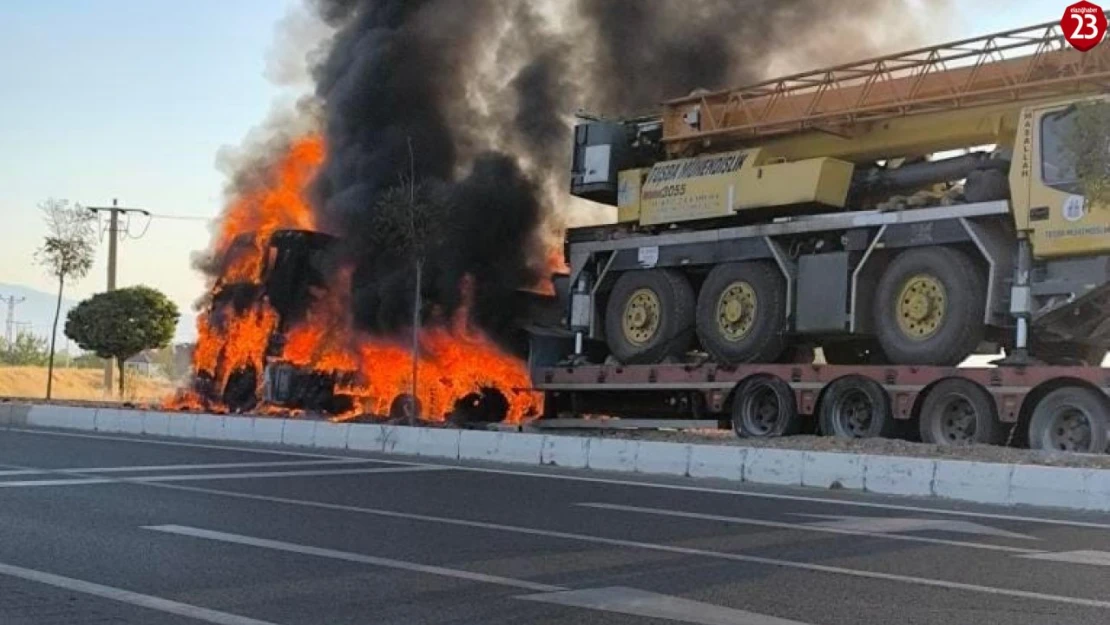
[34,199,96,399]
[367,177,452,423]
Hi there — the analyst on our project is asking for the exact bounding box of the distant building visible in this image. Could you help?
[124,351,163,377]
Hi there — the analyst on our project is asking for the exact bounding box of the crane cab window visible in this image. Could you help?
[1040,108,1082,195]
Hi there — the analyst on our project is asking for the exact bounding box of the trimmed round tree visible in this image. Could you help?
[65,286,179,397]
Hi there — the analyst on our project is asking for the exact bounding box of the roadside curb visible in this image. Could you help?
[7,403,1110,512]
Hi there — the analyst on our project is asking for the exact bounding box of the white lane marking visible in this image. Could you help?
[0,560,278,625]
[435,465,1110,531]
[577,504,1043,555]
[148,525,807,623]
[0,477,118,488]
[10,426,1110,531]
[137,482,1110,609]
[57,458,373,474]
[131,465,450,482]
[519,586,812,625]
[5,427,351,460]
[1020,551,1110,567]
[0,465,449,488]
[144,524,562,593]
[0,459,370,479]
[0,470,43,477]
[796,514,1036,540]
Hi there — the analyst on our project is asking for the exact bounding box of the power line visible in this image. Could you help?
[147,212,212,222]
[87,199,151,392]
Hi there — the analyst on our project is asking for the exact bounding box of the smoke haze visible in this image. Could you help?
[213,0,948,341]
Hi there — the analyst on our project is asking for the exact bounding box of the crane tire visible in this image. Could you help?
[604,269,695,364]
[695,261,787,364]
[873,246,985,366]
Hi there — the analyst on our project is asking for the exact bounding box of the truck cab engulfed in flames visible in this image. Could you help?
[195,227,568,424]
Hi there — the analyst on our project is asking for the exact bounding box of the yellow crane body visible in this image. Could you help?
[563,18,1110,371]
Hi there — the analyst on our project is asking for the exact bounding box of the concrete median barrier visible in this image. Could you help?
[6,402,1110,512]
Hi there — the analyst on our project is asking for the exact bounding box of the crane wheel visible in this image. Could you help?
[604,269,695,364]
[1028,386,1110,454]
[818,376,896,439]
[731,375,801,438]
[873,247,985,366]
[918,379,1002,446]
[695,262,787,364]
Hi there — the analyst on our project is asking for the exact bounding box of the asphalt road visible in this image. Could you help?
[0,427,1108,625]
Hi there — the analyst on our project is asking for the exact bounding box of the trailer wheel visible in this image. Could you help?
[918,379,1002,446]
[731,375,801,438]
[1028,386,1110,453]
[695,262,787,364]
[819,376,896,439]
[873,247,984,365]
[604,269,695,364]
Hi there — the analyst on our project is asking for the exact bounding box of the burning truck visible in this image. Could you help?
[171,136,567,425]
[179,223,567,424]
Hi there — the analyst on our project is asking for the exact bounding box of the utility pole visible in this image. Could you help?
[0,295,26,353]
[87,199,150,394]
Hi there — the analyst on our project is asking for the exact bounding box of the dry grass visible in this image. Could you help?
[0,366,176,403]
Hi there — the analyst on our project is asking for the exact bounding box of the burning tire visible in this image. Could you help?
[818,376,896,439]
[222,367,259,413]
[604,269,695,364]
[918,378,1002,446]
[1028,386,1110,453]
[731,375,801,438]
[449,387,510,425]
[873,247,985,366]
[389,394,423,420]
[695,262,786,364]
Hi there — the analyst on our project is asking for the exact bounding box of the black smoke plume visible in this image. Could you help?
[299,0,938,341]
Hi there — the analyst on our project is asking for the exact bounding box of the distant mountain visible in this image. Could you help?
[0,283,196,350]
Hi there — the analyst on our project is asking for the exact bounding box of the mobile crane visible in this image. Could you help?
[529,18,1110,453]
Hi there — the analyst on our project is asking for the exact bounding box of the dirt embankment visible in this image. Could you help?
[0,367,175,403]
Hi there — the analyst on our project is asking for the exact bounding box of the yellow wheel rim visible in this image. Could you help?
[716,281,757,341]
[896,273,946,341]
[622,288,661,345]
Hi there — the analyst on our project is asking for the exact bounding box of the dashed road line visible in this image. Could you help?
[132,481,1110,610]
[577,503,1044,554]
[0,561,278,625]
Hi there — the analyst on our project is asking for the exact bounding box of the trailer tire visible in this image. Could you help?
[818,376,897,439]
[918,379,1002,446]
[696,261,787,364]
[604,269,695,364]
[731,375,801,438]
[873,246,985,366]
[1028,386,1110,453]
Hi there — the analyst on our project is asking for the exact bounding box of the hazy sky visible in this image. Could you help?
[0,1,1067,341]
[0,0,305,339]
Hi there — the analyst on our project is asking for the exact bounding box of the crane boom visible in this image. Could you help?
[662,18,1110,154]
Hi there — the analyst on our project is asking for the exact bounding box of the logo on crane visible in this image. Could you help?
[1062,1,1107,51]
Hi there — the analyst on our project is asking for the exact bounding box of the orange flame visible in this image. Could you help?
[169,134,542,423]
